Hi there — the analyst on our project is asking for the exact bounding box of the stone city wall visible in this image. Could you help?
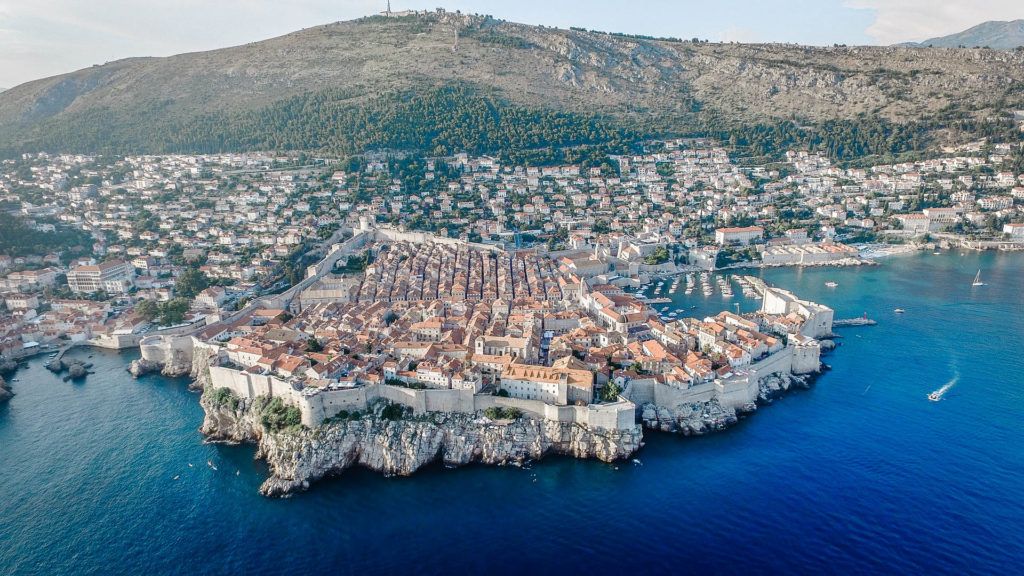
[624,346,799,411]
[206,365,635,430]
[203,337,807,430]
[139,334,194,364]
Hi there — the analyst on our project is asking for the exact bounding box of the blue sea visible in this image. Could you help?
[2,252,1022,575]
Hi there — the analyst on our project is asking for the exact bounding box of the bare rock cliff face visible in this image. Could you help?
[200,394,643,497]
[127,358,161,378]
[640,373,815,435]
[127,351,192,378]
[641,398,741,435]
[162,346,195,377]
[188,347,216,391]
[0,376,13,403]
[128,338,196,379]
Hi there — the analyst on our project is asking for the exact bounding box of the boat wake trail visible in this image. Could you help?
[928,375,958,402]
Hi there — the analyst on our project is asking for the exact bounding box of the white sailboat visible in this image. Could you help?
[971,269,986,287]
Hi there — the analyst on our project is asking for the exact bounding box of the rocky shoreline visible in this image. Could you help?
[200,391,643,497]
[192,336,831,497]
[45,357,93,381]
[127,356,192,379]
[196,368,822,497]
[638,372,817,435]
[0,376,13,403]
[0,358,18,402]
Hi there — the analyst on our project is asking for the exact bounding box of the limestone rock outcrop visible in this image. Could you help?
[638,373,816,435]
[188,345,216,391]
[135,335,204,379]
[640,398,740,435]
[160,346,195,378]
[200,393,643,497]
[127,358,161,378]
[0,376,13,403]
[757,373,811,402]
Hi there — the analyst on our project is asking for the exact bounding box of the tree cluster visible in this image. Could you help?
[135,298,190,326]
[0,213,91,259]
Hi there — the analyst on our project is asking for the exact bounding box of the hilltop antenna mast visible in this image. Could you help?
[386,0,392,16]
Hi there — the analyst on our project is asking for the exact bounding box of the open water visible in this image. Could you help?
[2,251,1022,575]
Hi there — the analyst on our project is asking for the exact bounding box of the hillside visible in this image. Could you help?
[906,20,1024,50]
[1,11,1023,161]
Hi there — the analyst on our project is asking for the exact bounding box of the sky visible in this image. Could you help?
[0,0,1021,89]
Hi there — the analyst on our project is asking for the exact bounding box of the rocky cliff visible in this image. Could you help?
[200,392,643,497]
[188,345,216,391]
[639,373,813,435]
[641,397,741,435]
[128,355,192,378]
[128,336,207,382]
[0,376,13,403]
[126,358,162,378]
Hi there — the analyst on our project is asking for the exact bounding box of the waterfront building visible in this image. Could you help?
[760,242,859,266]
[1003,223,1024,238]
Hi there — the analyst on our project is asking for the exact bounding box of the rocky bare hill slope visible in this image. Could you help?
[1,11,1022,158]
[905,20,1024,50]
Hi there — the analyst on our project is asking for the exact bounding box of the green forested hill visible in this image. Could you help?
[8,85,640,160]
[1,11,1022,161]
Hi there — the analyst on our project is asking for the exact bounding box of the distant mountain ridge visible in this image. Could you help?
[903,19,1024,49]
[1,11,1023,160]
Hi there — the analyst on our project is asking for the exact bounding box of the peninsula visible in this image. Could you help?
[139,228,833,496]
[11,134,1020,497]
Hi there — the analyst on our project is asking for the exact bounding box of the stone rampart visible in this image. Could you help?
[206,366,635,430]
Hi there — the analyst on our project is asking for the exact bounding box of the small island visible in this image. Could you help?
[140,231,837,496]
